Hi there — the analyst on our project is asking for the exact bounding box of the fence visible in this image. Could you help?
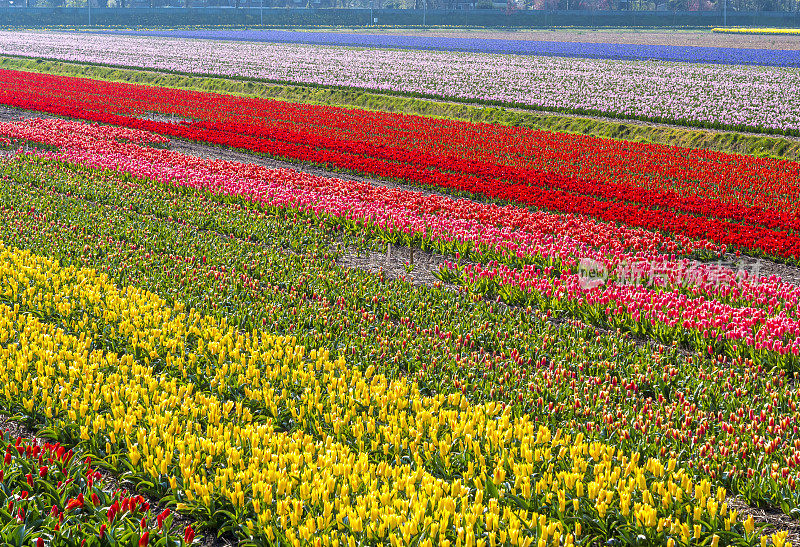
[0,6,797,27]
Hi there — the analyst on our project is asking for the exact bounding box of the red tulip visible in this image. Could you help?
[157,508,170,531]
[65,496,83,511]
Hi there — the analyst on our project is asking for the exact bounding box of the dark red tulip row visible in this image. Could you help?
[1,68,799,259]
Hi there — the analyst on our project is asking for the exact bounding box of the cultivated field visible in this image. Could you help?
[297,28,800,49]
[0,26,799,547]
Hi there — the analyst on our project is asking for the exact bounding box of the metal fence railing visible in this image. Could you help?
[0,6,797,27]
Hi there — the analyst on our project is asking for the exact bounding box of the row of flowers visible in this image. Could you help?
[0,240,773,546]
[0,118,719,269]
[183,98,800,224]
[436,260,800,365]
[0,69,798,260]
[4,149,800,521]
[4,119,800,362]
[104,29,800,67]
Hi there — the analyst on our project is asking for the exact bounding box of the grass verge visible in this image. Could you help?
[1,54,799,161]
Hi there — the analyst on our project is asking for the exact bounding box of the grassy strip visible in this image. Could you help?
[1,54,799,161]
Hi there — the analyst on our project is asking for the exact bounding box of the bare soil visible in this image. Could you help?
[728,496,800,544]
[727,252,800,286]
[136,112,196,124]
[335,241,457,286]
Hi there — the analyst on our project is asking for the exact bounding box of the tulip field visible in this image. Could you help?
[97,29,800,66]
[1,69,799,259]
[0,29,799,547]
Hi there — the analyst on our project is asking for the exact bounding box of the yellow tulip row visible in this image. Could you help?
[0,243,745,545]
[712,27,800,34]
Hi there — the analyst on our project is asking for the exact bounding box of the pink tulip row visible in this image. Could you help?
[576,256,800,315]
[455,260,800,362]
[5,119,169,148]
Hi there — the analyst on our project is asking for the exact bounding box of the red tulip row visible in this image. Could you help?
[193,114,800,235]
[1,68,799,259]
[0,433,195,546]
